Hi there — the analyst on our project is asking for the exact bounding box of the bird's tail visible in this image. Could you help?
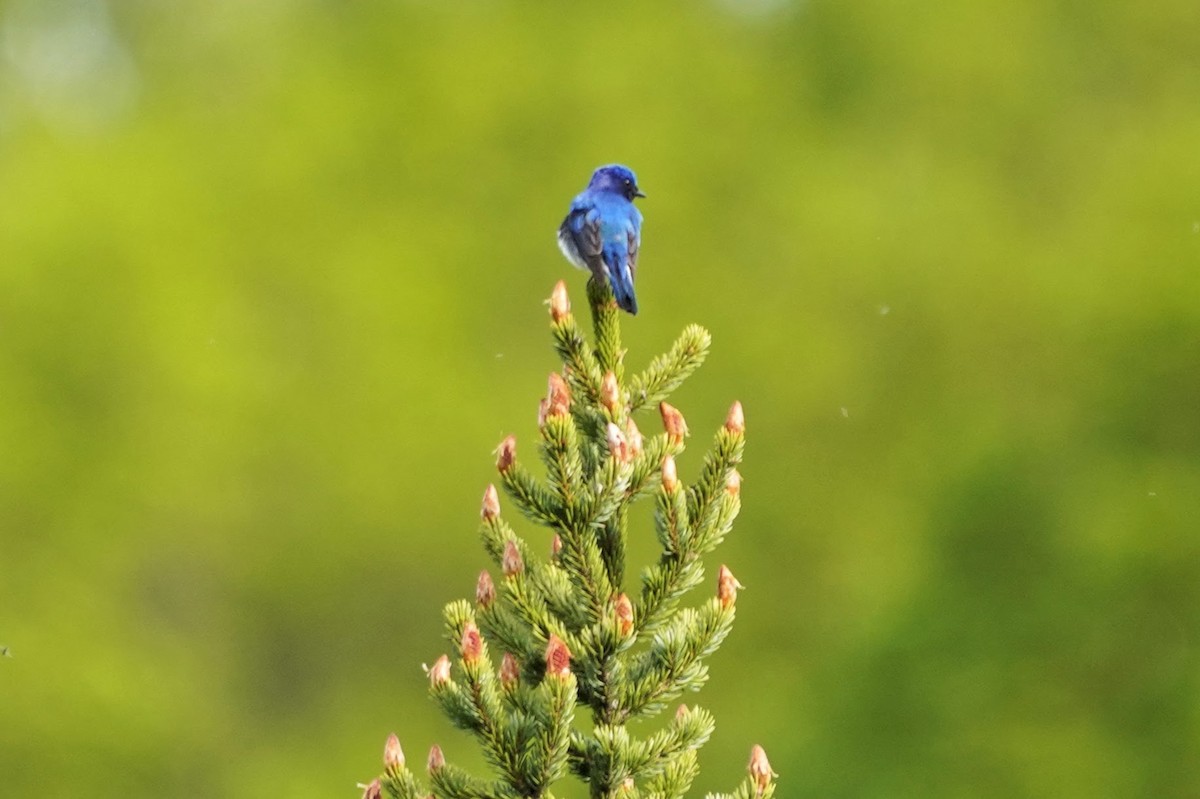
[610,264,638,315]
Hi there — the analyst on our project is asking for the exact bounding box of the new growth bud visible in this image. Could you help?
[475,570,495,608]
[429,654,451,687]
[549,280,571,322]
[500,652,519,688]
[675,703,690,722]
[537,398,549,428]
[605,422,632,464]
[496,435,516,473]
[659,402,689,443]
[614,593,633,637]
[384,733,405,774]
[481,484,500,521]
[726,469,742,497]
[625,418,643,458]
[460,622,483,663]
[427,744,445,773]
[545,634,571,679]
[725,400,745,435]
[551,534,563,558]
[547,372,571,417]
[600,371,621,413]
[748,744,774,795]
[718,564,743,609]
[502,540,524,577]
[661,455,679,493]
[360,778,382,799]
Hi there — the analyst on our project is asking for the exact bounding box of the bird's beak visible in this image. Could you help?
[634,189,647,198]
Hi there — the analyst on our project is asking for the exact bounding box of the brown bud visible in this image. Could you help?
[547,372,571,417]
[496,435,517,473]
[360,778,382,799]
[427,744,445,773]
[460,622,483,663]
[384,733,405,774]
[725,400,745,435]
[614,593,634,636]
[537,398,549,428]
[551,534,563,558]
[659,402,689,443]
[718,564,743,609]
[726,469,742,497]
[500,652,519,688]
[545,634,571,679]
[429,654,451,687]
[748,744,774,795]
[549,280,570,322]
[600,371,621,412]
[625,417,643,458]
[661,455,679,493]
[605,422,631,465]
[481,484,500,521]
[675,703,689,722]
[476,570,496,608]
[502,540,524,577]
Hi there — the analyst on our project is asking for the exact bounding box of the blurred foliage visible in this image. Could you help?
[1,0,1198,797]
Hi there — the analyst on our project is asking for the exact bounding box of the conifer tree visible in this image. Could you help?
[359,279,776,799]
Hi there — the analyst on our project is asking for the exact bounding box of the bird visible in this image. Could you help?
[557,164,645,315]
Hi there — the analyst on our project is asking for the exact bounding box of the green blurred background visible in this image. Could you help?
[2,0,1198,796]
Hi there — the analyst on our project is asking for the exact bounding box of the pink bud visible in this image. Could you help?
[476,570,496,608]
[384,733,405,773]
[614,593,633,636]
[726,469,742,497]
[460,622,483,663]
[551,534,563,558]
[429,654,451,687]
[748,745,774,795]
[545,634,571,679]
[496,435,517,473]
[675,703,689,722]
[481,484,500,521]
[549,280,570,322]
[606,422,631,464]
[725,400,745,435]
[600,371,620,412]
[718,565,743,609]
[661,455,679,493]
[360,778,382,799]
[625,418,643,458]
[547,372,571,417]
[502,540,524,577]
[500,652,519,688]
[659,402,689,443]
[427,744,445,773]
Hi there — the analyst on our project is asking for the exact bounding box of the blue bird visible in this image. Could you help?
[557,164,646,315]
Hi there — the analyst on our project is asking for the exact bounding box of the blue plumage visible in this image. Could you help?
[557,164,645,315]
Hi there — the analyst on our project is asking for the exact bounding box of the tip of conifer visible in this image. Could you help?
[748,744,775,794]
[502,540,524,577]
[718,564,743,608]
[384,733,405,773]
[605,422,632,464]
[545,634,572,679]
[614,593,633,636]
[428,654,451,687]
[460,622,483,663]
[481,484,500,521]
[359,778,382,799]
[476,570,496,607]
[600,371,621,412]
[547,372,571,417]
[725,400,745,435]
[496,435,517,473]
[500,652,519,687]
[659,402,689,443]
[726,468,742,497]
[661,455,679,493]
[549,280,571,322]
[427,744,446,773]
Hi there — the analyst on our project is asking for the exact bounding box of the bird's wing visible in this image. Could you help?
[626,223,640,281]
[559,204,605,275]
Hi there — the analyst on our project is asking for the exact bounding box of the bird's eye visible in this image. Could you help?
[624,179,631,186]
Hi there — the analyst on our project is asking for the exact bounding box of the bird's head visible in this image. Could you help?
[588,164,646,201]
